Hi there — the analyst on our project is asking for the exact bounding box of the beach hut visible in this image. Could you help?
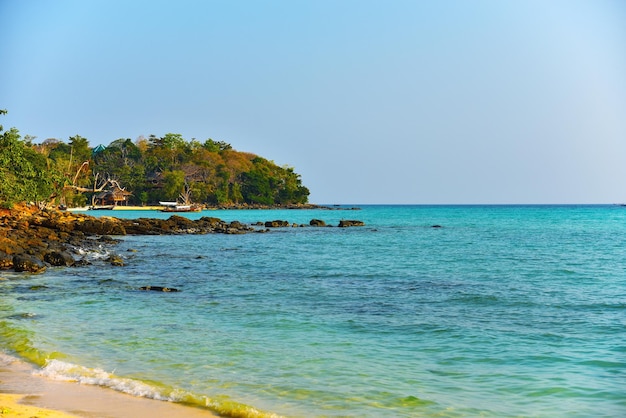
[93,185,132,207]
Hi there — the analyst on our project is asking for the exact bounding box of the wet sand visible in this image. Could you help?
[0,355,219,418]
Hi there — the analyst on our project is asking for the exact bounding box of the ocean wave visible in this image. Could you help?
[71,245,114,261]
[35,359,282,418]
[2,321,279,417]
[35,359,175,401]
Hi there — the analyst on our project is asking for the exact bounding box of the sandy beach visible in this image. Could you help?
[66,206,163,212]
[113,206,163,211]
[0,354,219,418]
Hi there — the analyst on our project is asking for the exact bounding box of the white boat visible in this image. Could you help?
[88,205,115,210]
[159,202,202,212]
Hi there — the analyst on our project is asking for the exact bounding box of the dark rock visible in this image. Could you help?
[139,286,179,292]
[75,217,126,235]
[309,219,326,227]
[98,235,121,244]
[121,218,165,235]
[431,225,443,228]
[106,254,125,266]
[0,236,25,256]
[44,250,75,267]
[168,215,196,230]
[73,258,92,267]
[13,254,47,273]
[226,228,247,234]
[198,216,224,227]
[119,216,253,235]
[265,220,290,227]
[338,220,365,227]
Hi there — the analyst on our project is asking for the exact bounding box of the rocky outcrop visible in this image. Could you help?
[0,205,99,272]
[338,220,365,227]
[120,216,254,235]
[74,217,126,235]
[0,204,257,273]
[0,204,367,275]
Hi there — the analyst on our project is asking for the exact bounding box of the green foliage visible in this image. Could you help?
[162,170,186,200]
[123,133,307,205]
[69,135,91,163]
[240,168,273,205]
[203,138,232,152]
[0,114,61,207]
[240,157,309,205]
[70,191,88,207]
[0,113,309,207]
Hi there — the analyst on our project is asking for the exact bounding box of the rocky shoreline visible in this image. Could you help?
[0,204,365,274]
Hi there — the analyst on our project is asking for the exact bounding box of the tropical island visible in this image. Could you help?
[0,110,364,274]
[0,110,309,210]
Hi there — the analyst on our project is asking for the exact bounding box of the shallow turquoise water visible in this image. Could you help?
[1,205,625,417]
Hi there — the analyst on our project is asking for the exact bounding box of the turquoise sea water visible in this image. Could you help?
[1,205,625,417]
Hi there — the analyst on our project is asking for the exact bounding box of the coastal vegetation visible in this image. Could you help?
[0,110,309,208]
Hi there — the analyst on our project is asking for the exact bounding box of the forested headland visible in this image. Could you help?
[0,110,310,208]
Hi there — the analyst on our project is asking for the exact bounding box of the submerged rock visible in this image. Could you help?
[264,220,290,227]
[338,220,365,227]
[139,286,179,292]
[106,254,125,266]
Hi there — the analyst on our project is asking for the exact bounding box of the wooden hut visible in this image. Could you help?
[93,185,132,206]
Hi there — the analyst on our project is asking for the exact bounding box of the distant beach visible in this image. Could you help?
[66,206,162,212]
[65,203,333,212]
[113,206,162,211]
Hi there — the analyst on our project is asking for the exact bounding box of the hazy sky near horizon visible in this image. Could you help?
[1,0,625,204]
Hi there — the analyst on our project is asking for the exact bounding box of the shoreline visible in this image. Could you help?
[0,353,220,417]
[0,203,355,416]
[64,203,353,212]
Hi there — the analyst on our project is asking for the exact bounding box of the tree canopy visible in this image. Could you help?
[0,112,309,208]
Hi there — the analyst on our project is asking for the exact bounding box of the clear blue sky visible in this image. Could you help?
[1,0,625,204]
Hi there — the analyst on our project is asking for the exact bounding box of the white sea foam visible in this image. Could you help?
[69,243,116,263]
[34,360,280,418]
[35,359,176,401]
